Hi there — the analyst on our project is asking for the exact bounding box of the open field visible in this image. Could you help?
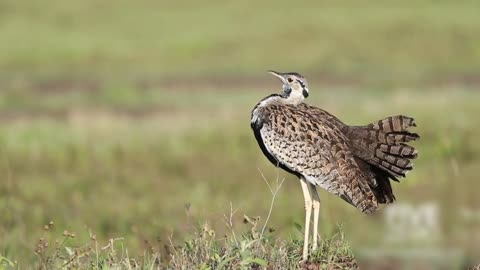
[1,0,480,269]
[1,86,479,268]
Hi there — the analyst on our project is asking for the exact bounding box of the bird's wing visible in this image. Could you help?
[257,103,378,214]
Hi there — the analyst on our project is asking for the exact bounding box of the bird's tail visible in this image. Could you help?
[346,115,420,204]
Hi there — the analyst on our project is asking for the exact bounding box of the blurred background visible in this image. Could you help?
[1,0,479,268]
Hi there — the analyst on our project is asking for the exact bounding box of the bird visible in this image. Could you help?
[250,71,419,261]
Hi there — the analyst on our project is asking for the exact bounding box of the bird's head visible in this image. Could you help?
[268,70,309,104]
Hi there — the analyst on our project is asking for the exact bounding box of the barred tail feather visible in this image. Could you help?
[377,143,418,158]
[370,115,417,133]
[362,115,419,177]
[347,115,420,204]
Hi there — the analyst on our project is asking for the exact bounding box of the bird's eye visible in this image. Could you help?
[287,78,293,83]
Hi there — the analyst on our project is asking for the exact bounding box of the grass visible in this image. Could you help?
[4,170,358,269]
[1,87,479,269]
[4,218,357,270]
[1,0,480,82]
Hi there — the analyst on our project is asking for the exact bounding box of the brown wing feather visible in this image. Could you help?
[257,103,378,214]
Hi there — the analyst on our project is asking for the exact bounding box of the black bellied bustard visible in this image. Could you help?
[250,71,419,261]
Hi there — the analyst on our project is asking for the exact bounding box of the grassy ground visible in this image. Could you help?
[1,0,480,269]
[9,220,357,269]
[1,87,479,269]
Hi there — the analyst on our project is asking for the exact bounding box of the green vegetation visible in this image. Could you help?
[9,219,356,269]
[0,0,479,269]
[1,87,479,269]
[1,0,479,82]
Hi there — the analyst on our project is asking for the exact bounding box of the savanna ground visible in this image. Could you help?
[1,1,480,269]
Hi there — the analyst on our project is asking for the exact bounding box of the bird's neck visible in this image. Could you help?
[254,94,283,109]
[282,90,304,105]
[282,94,304,105]
[255,93,304,108]
[251,93,305,126]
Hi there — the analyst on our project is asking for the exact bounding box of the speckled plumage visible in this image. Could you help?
[251,71,419,261]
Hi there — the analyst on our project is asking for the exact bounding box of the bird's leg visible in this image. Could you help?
[300,178,312,262]
[310,183,321,251]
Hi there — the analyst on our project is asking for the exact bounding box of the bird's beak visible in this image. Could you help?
[267,70,287,83]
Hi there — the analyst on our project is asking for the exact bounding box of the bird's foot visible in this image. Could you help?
[300,253,309,264]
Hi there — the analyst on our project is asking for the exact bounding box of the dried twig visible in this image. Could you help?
[223,202,239,245]
[259,168,286,238]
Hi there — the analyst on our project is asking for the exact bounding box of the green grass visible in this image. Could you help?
[1,0,479,82]
[7,219,357,269]
[1,87,479,269]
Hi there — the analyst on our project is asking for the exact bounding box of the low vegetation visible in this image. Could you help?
[2,218,357,269]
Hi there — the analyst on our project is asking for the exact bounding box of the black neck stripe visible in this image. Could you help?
[297,79,305,89]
